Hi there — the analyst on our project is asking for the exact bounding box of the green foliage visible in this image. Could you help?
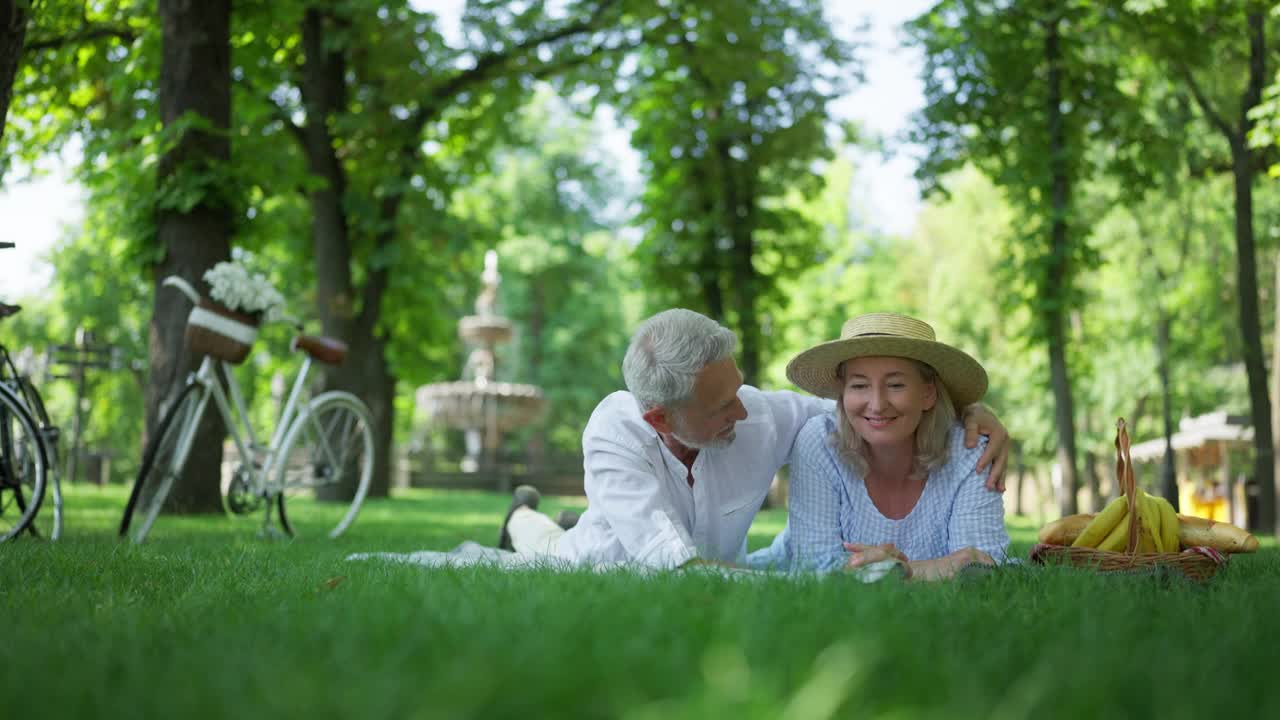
[602,0,859,382]
[907,1,1130,347]
[3,1,149,175]
[7,0,1280,501]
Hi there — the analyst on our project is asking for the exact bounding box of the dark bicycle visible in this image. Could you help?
[0,240,63,541]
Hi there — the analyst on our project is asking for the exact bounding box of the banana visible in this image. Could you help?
[1154,496,1180,552]
[1096,508,1130,551]
[1135,491,1160,552]
[1071,495,1128,548]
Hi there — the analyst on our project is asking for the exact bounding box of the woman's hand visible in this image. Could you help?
[843,542,910,573]
[904,547,996,581]
[952,546,995,567]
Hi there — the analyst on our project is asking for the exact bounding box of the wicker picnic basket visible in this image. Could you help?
[185,298,261,365]
[1029,419,1227,583]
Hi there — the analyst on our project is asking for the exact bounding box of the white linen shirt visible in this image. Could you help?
[553,386,830,569]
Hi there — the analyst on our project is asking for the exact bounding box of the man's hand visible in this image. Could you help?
[961,403,1010,492]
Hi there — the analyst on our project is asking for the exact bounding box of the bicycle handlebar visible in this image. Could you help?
[0,242,14,250]
[162,275,201,304]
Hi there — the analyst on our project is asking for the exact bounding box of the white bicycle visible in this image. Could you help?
[119,276,373,543]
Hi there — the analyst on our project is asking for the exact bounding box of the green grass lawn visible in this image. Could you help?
[3,484,1279,719]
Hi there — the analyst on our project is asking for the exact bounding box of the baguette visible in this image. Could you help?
[1038,513,1094,545]
[1177,514,1259,553]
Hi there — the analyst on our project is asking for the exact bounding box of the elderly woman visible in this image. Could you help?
[755,313,1008,580]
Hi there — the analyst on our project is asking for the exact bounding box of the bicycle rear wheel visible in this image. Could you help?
[0,385,47,542]
[119,383,204,543]
[275,391,373,538]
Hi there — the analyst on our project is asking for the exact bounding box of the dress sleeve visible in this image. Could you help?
[582,432,698,569]
[944,438,1010,563]
[787,415,851,572]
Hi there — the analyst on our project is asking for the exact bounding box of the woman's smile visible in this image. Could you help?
[862,415,899,429]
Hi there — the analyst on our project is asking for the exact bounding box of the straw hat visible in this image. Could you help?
[785,313,988,405]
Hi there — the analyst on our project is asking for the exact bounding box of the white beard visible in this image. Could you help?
[671,415,736,450]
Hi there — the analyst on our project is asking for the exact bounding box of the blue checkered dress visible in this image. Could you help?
[748,413,1009,572]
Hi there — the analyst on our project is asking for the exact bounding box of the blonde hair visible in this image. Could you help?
[829,359,957,481]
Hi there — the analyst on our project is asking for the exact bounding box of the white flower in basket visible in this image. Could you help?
[203,262,286,323]
[171,262,286,365]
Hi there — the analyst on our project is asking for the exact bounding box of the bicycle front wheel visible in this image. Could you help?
[119,383,204,543]
[274,391,373,538]
[18,376,61,540]
[0,385,47,542]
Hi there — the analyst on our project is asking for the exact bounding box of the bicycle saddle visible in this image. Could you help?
[0,301,20,319]
[292,335,348,365]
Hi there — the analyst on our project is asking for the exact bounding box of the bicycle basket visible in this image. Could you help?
[186,299,261,364]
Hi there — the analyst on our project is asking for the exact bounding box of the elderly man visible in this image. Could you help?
[498,308,1008,570]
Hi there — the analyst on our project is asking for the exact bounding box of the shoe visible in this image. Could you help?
[497,485,541,550]
[554,509,580,531]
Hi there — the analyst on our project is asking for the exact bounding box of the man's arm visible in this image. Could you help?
[761,389,834,469]
[582,435,699,569]
[960,403,1010,491]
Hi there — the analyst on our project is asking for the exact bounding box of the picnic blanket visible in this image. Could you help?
[346,542,908,582]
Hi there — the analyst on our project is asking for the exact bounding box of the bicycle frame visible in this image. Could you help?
[171,351,318,523]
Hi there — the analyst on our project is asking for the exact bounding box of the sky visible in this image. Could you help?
[0,0,932,299]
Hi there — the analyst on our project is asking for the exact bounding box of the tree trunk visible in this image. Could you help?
[695,167,726,321]
[1044,15,1079,516]
[0,0,29,172]
[149,0,232,513]
[328,324,394,499]
[1156,304,1179,509]
[698,236,725,322]
[717,141,759,386]
[1273,251,1280,531]
[298,7,396,500]
[1229,11,1275,535]
[729,226,759,387]
[300,7,355,344]
[1083,449,1101,513]
[526,272,547,473]
[1013,441,1025,516]
[1228,130,1274,533]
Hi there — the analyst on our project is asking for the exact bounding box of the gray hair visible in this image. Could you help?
[830,359,957,481]
[622,309,738,412]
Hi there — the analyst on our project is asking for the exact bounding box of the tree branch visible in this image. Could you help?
[408,0,620,134]
[24,24,135,53]
[1178,60,1235,141]
[1242,8,1266,133]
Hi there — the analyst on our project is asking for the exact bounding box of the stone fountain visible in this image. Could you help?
[415,250,546,474]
